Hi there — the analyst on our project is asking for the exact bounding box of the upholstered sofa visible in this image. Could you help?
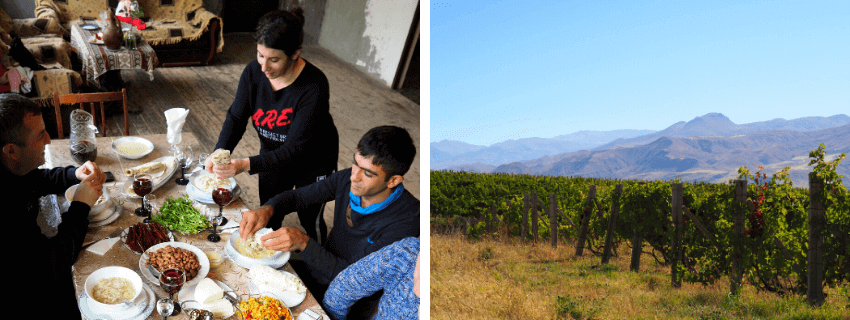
[0,7,83,99]
[35,0,224,66]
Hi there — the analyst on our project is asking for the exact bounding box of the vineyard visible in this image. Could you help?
[431,144,849,307]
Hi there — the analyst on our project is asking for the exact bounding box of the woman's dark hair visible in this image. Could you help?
[254,8,306,57]
[0,93,42,147]
[357,126,417,179]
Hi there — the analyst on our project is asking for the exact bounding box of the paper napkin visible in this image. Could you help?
[87,237,121,255]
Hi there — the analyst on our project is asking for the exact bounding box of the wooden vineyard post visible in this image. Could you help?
[602,184,623,265]
[550,193,558,247]
[485,204,492,235]
[630,182,646,272]
[522,193,529,239]
[532,190,539,241]
[505,198,512,236]
[575,185,597,256]
[682,206,720,250]
[671,183,683,288]
[807,172,825,306]
[491,203,499,234]
[731,180,747,295]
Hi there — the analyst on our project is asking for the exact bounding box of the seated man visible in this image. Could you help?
[323,237,421,320]
[1,93,106,319]
[239,125,419,313]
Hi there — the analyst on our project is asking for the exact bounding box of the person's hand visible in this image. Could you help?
[260,227,310,252]
[204,153,215,174]
[75,161,105,183]
[239,206,275,241]
[73,177,103,207]
[212,158,249,179]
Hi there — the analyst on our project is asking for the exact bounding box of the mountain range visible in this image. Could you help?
[431,129,656,171]
[433,113,850,186]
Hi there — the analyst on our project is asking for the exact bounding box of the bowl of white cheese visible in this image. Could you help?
[111,136,154,159]
[65,183,111,218]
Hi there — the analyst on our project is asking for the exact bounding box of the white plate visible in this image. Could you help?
[177,279,239,315]
[122,156,177,198]
[112,137,154,159]
[87,201,122,228]
[81,24,100,30]
[138,241,210,288]
[225,230,291,270]
[79,282,154,320]
[87,198,115,222]
[248,270,307,308]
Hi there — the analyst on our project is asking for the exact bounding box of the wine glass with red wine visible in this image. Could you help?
[158,266,185,316]
[208,185,233,242]
[133,174,153,219]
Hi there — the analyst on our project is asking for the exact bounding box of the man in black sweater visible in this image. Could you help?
[239,125,419,313]
[1,93,106,319]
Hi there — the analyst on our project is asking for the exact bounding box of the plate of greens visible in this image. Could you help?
[151,195,212,234]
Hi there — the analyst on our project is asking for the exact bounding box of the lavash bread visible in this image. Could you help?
[211,149,231,166]
[253,229,273,248]
[125,161,167,176]
[248,264,306,295]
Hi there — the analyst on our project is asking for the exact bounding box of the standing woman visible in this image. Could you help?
[208,8,338,244]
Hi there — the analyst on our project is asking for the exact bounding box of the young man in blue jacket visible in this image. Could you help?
[239,125,419,314]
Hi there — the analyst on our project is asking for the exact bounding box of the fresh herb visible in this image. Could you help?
[152,195,211,234]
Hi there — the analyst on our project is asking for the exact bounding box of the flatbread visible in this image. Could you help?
[194,173,233,192]
[125,161,167,176]
[211,149,231,166]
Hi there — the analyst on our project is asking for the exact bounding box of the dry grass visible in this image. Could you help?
[430,230,850,320]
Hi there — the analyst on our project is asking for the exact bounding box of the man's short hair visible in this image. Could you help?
[0,93,42,147]
[356,126,416,179]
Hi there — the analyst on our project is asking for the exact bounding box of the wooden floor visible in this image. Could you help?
[100,33,420,230]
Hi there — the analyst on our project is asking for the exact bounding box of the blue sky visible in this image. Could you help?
[430,0,850,146]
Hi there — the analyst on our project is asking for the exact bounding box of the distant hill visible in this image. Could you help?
[443,162,496,173]
[492,123,850,187]
[431,129,655,170]
[593,113,850,150]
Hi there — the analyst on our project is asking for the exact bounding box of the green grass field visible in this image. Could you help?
[430,232,850,320]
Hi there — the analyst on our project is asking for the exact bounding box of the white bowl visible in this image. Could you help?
[228,229,285,261]
[65,184,110,216]
[111,136,154,159]
[84,266,144,313]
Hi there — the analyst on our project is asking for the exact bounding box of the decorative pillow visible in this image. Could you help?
[21,36,72,69]
[11,17,65,38]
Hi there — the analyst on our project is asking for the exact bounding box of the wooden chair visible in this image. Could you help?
[53,88,130,138]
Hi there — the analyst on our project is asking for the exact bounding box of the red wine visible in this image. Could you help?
[159,269,185,294]
[133,178,153,197]
[212,188,233,206]
[70,141,97,164]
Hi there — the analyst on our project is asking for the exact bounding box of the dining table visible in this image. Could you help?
[43,132,328,320]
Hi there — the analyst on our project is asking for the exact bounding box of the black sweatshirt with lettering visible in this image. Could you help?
[214,59,339,202]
